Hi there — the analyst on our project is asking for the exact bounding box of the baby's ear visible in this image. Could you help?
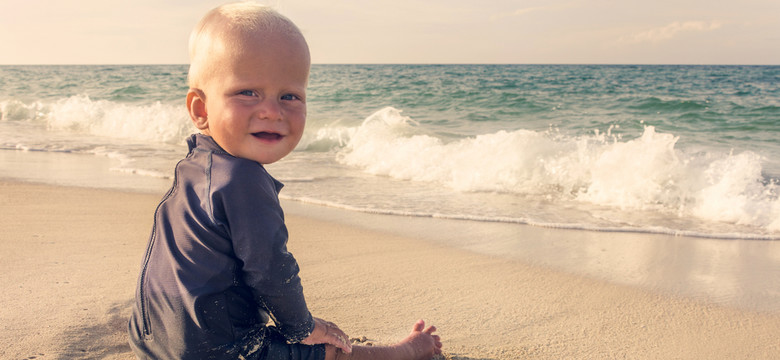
[187,89,209,131]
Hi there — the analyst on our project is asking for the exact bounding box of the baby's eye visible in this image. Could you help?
[237,90,257,97]
[281,93,301,101]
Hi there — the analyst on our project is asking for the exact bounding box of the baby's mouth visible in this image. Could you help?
[252,132,283,141]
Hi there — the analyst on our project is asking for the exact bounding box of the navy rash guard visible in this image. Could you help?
[128,134,315,359]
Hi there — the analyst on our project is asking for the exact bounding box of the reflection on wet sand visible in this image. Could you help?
[284,201,780,313]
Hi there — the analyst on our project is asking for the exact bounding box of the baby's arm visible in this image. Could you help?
[301,317,353,354]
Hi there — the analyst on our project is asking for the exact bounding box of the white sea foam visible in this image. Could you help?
[109,167,172,179]
[336,107,780,233]
[1,100,47,122]
[692,152,780,229]
[3,95,777,237]
[45,95,193,144]
[279,193,777,240]
[297,121,356,151]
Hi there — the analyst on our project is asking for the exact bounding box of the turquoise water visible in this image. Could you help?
[1,64,779,239]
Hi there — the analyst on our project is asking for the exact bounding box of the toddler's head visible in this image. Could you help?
[186,2,310,164]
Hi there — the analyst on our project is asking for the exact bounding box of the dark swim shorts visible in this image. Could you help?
[224,325,326,360]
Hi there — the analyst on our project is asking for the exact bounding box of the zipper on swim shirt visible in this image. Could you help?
[137,159,182,339]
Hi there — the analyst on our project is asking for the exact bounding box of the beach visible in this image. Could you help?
[2,180,779,360]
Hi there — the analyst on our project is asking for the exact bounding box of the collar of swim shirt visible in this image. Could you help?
[185,133,284,193]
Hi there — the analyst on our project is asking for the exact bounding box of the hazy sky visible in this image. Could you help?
[1,0,778,65]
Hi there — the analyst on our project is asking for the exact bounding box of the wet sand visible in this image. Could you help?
[1,180,779,359]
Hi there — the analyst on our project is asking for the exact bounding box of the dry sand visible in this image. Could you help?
[1,180,779,359]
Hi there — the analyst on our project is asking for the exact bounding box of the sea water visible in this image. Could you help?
[2,64,778,240]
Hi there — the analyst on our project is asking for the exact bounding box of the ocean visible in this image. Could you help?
[2,64,778,240]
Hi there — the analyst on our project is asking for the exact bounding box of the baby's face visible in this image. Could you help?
[198,31,309,164]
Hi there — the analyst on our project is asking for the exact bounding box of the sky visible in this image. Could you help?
[1,0,778,65]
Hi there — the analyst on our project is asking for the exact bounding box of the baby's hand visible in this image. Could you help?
[301,317,352,354]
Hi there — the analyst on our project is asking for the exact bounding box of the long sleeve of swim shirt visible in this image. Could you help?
[129,134,314,360]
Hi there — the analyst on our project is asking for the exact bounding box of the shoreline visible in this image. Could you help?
[2,147,780,314]
[2,180,780,359]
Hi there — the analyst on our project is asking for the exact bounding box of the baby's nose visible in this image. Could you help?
[256,98,282,120]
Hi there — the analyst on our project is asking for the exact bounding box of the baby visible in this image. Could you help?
[127,2,442,360]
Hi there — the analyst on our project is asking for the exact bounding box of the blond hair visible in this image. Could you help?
[187,1,309,88]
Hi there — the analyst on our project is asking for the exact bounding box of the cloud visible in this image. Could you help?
[490,7,545,21]
[491,1,580,21]
[621,21,723,44]
[510,6,548,17]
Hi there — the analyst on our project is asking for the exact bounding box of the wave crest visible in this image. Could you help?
[336,107,780,233]
[3,95,194,144]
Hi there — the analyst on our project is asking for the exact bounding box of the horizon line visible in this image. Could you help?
[1,62,779,66]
